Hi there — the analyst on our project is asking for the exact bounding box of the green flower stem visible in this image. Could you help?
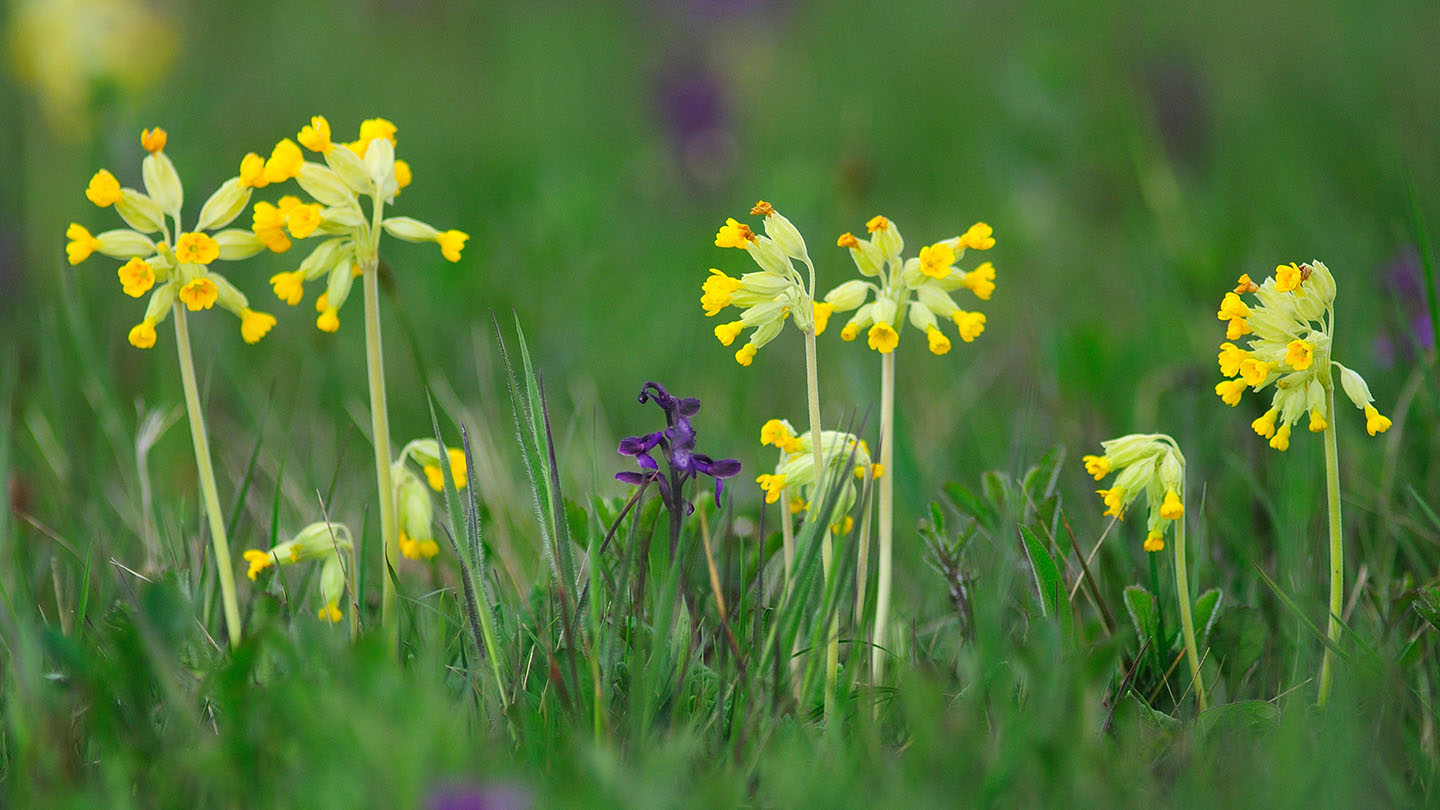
[1173,496,1207,712]
[1318,383,1343,707]
[173,307,241,647]
[873,350,895,683]
[363,259,401,651]
[803,327,838,721]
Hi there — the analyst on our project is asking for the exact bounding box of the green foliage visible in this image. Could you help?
[4,0,1440,806]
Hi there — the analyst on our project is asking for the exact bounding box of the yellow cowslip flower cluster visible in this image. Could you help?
[247,116,469,332]
[68,128,277,348]
[704,201,824,366]
[391,439,467,560]
[243,521,353,622]
[755,419,879,534]
[822,216,995,354]
[1214,261,1390,450]
[1083,434,1185,552]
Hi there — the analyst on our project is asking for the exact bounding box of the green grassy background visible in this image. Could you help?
[2,0,1439,806]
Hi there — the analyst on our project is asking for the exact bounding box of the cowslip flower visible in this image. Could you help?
[69,127,276,347]
[391,439,468,560]
[616,382,741,526]
[757,418,875,718]
[1216,260,1390,707]
[1083,434,1185,552]
[1084,433,1207,709]
[69,126,279,647]
[1214,261,1390,450]
[824,218,995,355]
[248,115,466,331]
[244,521,354,623]
[823,213,995,688]
[756,419,876,533]
[703,201,823,366]
[248,117,467,643]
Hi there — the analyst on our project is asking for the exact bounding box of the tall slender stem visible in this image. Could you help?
[173,308,241,647]
[364,260,400,651]
[802,328,837,721]
[1318,383,1343,707]
[873,351,895,682]
[1173,495,1207,712]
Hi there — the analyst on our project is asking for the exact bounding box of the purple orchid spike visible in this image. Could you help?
[616,381,740,520]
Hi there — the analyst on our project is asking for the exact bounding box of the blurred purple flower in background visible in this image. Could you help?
[653,57,738,188]
[427,782,530,810]
[1374,246,1438,368]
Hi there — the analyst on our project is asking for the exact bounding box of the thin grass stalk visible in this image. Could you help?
[781,487,796,587]
[1318,383,1343,707]
[821,527,838,723]
[873,350,895,681]
[1172,495,1207,712]
[172,307,241,647]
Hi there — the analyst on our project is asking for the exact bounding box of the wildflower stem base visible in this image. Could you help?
[1173,503,1207,712]
[803,328,837,722]
[873,351,895,685]
[173,308,242,647]
[1318,384,1343,707]
[363,260,401,652]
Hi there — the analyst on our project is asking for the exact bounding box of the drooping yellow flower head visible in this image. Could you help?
[245,521,354,623]
[248,116,465,330]
[824,214,995,356]
[1085,433,1186,553]
[758,426,873,520]
[1215,260,1389,450]
[702,201,822,365]
[423,447,468,492]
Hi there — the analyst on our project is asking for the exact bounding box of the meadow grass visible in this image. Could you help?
[3,0,1440,807]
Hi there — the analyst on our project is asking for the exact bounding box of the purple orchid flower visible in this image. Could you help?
[616,381,741,517]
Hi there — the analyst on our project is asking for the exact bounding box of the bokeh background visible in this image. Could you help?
[3,0,1439,670]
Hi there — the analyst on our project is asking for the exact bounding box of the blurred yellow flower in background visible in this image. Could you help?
[6,0,175,134]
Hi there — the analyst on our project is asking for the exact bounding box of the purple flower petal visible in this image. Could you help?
[618,432,662,456]
[698,457,741,478]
